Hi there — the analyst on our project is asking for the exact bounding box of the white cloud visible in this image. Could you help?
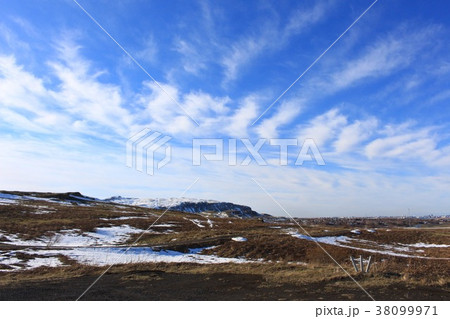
[0,23,31,52]
[138,81,182,129]
[224,95,260,138]
[2,19,450,218]
[183,91,230,119]
[333,118,378,153]
[137,82,235,136]
[297,108,347,148]
[326,25,440,92]
[364,124,440,162]
[255,98,303,138]
[0,55,72,133]
[282,0,330,38]
[221,1,332,83]
[433,145,450,167]
[221,27,275,82]
[168,1,332,85]
[135,34,158,64]
[0,55,47,109]
[174,38,207,75]
[429,89,450,104]
[49,40,134,137]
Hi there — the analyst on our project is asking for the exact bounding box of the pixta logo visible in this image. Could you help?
[126,128,172,175]
[126,130,325,175]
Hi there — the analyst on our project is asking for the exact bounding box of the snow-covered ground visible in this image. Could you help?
[0,223,253,271]
[0,250,63,271]
[288,231,450,260]
[36,247,251,266]
[152,223,177,228]
[184,217,205,228]
[0,225,143,247]
[1,226,448,271]
[0,246,253,271]
[105,196,218,209]
[30,206,56,214]
[100,216,148,221]
[401,242,450,248]
[26,257,63,269]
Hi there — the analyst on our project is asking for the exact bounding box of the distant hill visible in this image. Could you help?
[0,191,261,219]
[104,196,261,218]
[0,190,97,202]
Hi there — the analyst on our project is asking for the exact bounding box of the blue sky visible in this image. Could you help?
[1,0,450,217]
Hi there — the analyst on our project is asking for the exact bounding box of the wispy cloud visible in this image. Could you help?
[2,1,450,217]
[221,1,333,83]
[324,24,441,92]
[297,108,347,148]
[224,95,260,138]
[221,24,276,83]
[282,0,332,39]
[255,98,303,138]
[174,38,207,75]
[333,118,378,153]
[0,55,70,134]
[364,124,440,162]
[135,34,158,65]
[0,23,31,52]
[0,38,133,139]
[49,39,133,137]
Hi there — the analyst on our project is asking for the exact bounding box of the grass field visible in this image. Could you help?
[0,191,448,300]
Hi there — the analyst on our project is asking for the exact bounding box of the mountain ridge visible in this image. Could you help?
[0,191,261,219]
[104,196,261,218]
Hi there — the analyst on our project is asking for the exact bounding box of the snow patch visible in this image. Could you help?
[28,247,253,266]
[0,225,144,247]
[403,243,450,248]
[99,216,147,221]
[26,257,63,269]
[232,237,247,242]
[152,223,176,228]
[290,232,351,245]
[288,231,450,260]
[184,218,205,228]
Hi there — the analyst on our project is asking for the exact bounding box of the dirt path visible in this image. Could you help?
[0,270,448,301]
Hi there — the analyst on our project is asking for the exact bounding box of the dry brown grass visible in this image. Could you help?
[0,200,165,239]
[0,197,449,291]
[358,228,450,245]
[1,257,447,291]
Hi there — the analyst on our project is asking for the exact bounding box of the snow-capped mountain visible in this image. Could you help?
[104,196,260,218]
[104,196,218,208]
[0,191,261,219]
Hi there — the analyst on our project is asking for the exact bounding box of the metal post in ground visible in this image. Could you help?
[365,256,372,273]
[350,256,359,272]
[359,255,363,273]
